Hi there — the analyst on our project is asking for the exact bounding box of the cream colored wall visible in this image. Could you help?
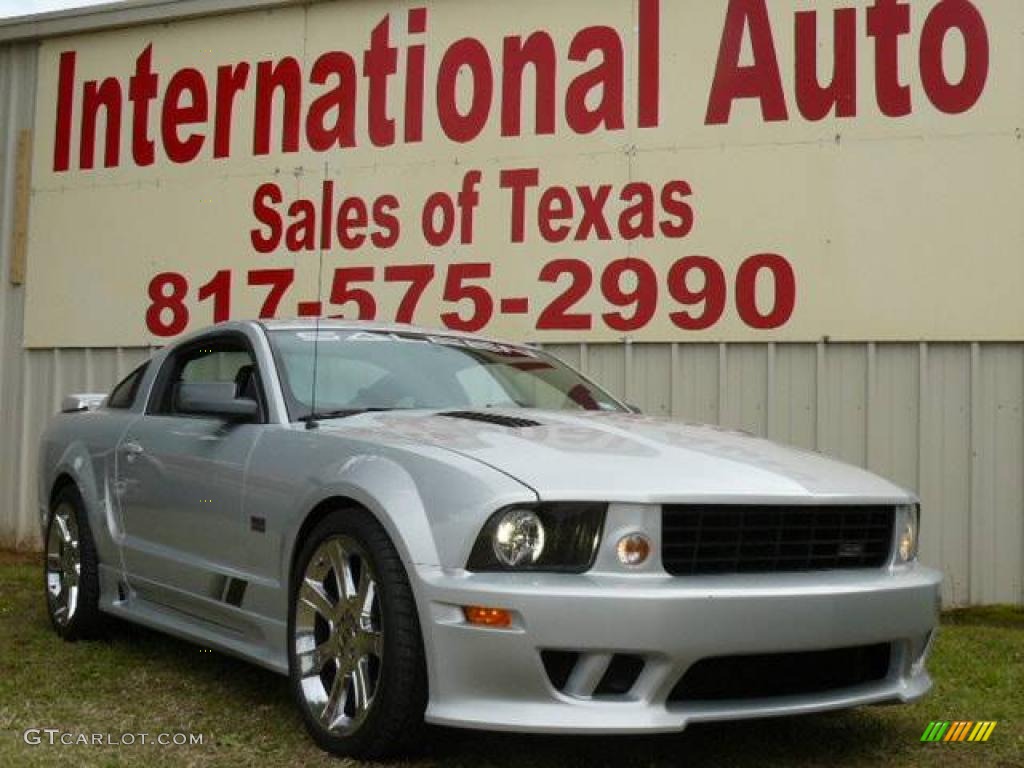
[22,0,1024,345]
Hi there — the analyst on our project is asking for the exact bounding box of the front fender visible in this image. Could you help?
[243,429,537,587]
[281,454,439,579]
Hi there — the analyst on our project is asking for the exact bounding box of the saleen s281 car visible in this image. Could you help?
[39,320,941,758]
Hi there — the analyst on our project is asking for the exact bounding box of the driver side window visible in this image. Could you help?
[152,337,262,418]
[181,351,252,384]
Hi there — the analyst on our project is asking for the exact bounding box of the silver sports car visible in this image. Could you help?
[38,320,941,758]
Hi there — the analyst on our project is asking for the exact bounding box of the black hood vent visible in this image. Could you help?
[439,410,542,428]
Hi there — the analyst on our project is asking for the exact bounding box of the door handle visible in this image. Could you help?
[122,440,144,462]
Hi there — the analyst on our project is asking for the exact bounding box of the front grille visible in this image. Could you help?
[661,505,893,575]
[669,643,892,702]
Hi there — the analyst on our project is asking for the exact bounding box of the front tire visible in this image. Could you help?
[45,484,103,640]
[288,508,427,759]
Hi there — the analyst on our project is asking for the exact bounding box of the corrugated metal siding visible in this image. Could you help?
[4,346,1024,608]
[1,43,1021,607]
[0,42,37,548]
[7,348,154,547]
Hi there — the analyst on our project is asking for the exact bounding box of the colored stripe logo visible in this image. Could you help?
[921,721,997,742]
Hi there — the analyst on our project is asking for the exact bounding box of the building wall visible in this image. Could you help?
[2,42,1022,607]
[0,42,37,545]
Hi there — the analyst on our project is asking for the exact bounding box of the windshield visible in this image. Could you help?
[268,329,624,420]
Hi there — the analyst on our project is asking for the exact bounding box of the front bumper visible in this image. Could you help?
[414,563,941,733]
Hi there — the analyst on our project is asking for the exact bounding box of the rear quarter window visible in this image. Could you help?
[107,363,149,409]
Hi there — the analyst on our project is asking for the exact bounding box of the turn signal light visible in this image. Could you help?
[616,533,651,566]
[463,605,513,628]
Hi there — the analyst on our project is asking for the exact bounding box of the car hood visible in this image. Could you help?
[325,409,912,504]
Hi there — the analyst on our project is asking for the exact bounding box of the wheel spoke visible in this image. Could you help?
[327,539,357,601]
[351,657,371,713]
[299,578,335,621]
[54,513,72,545]
[322,666,349,728]
[356,570,375,614]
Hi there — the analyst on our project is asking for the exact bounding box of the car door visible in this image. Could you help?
[117,331,267,625]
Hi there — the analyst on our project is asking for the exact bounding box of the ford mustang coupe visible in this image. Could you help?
[39,320,941,758]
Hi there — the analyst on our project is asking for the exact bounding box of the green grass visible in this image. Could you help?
[1,550,1020,767]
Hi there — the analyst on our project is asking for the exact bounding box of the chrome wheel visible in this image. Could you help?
[45,503,80,626]
[294,535,383,735]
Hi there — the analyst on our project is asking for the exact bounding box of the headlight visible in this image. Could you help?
[895,504,919,563]
[494,508,546,567]
[467,503,606,572]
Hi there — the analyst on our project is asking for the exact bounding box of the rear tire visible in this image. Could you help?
[288,508,427,759]
[44,484,103,640]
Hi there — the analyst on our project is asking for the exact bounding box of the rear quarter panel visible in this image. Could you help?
[38,410,138,565]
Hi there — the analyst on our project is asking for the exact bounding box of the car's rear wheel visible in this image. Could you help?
[45,484,103,640]
[288,508,427,758]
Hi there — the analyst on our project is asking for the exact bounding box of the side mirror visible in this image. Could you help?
[177,381,258,420]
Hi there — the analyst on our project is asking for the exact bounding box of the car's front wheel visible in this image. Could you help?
[288,508,427,759]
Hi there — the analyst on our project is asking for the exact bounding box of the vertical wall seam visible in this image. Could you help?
[669,342,679,418]
[917,343,927,493]
[15,358,30,545]
[51,348,61,412]
[765,342,775,438]
[717,343,727,424]
[968,342,980,603]
[623,337,633,405]
[866,341,876,469]
[84,347,93,391]
[815,341,827,451]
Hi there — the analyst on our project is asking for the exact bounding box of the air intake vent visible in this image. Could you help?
[594,654,645,696]
[439,410,542,428]
[540,650,580,691]
[224,578,247,607]
[662,504,894,575]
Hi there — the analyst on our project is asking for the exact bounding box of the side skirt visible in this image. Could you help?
[98,564,288,675]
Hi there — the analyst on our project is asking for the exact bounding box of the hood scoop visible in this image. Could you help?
[439,410,542,429]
